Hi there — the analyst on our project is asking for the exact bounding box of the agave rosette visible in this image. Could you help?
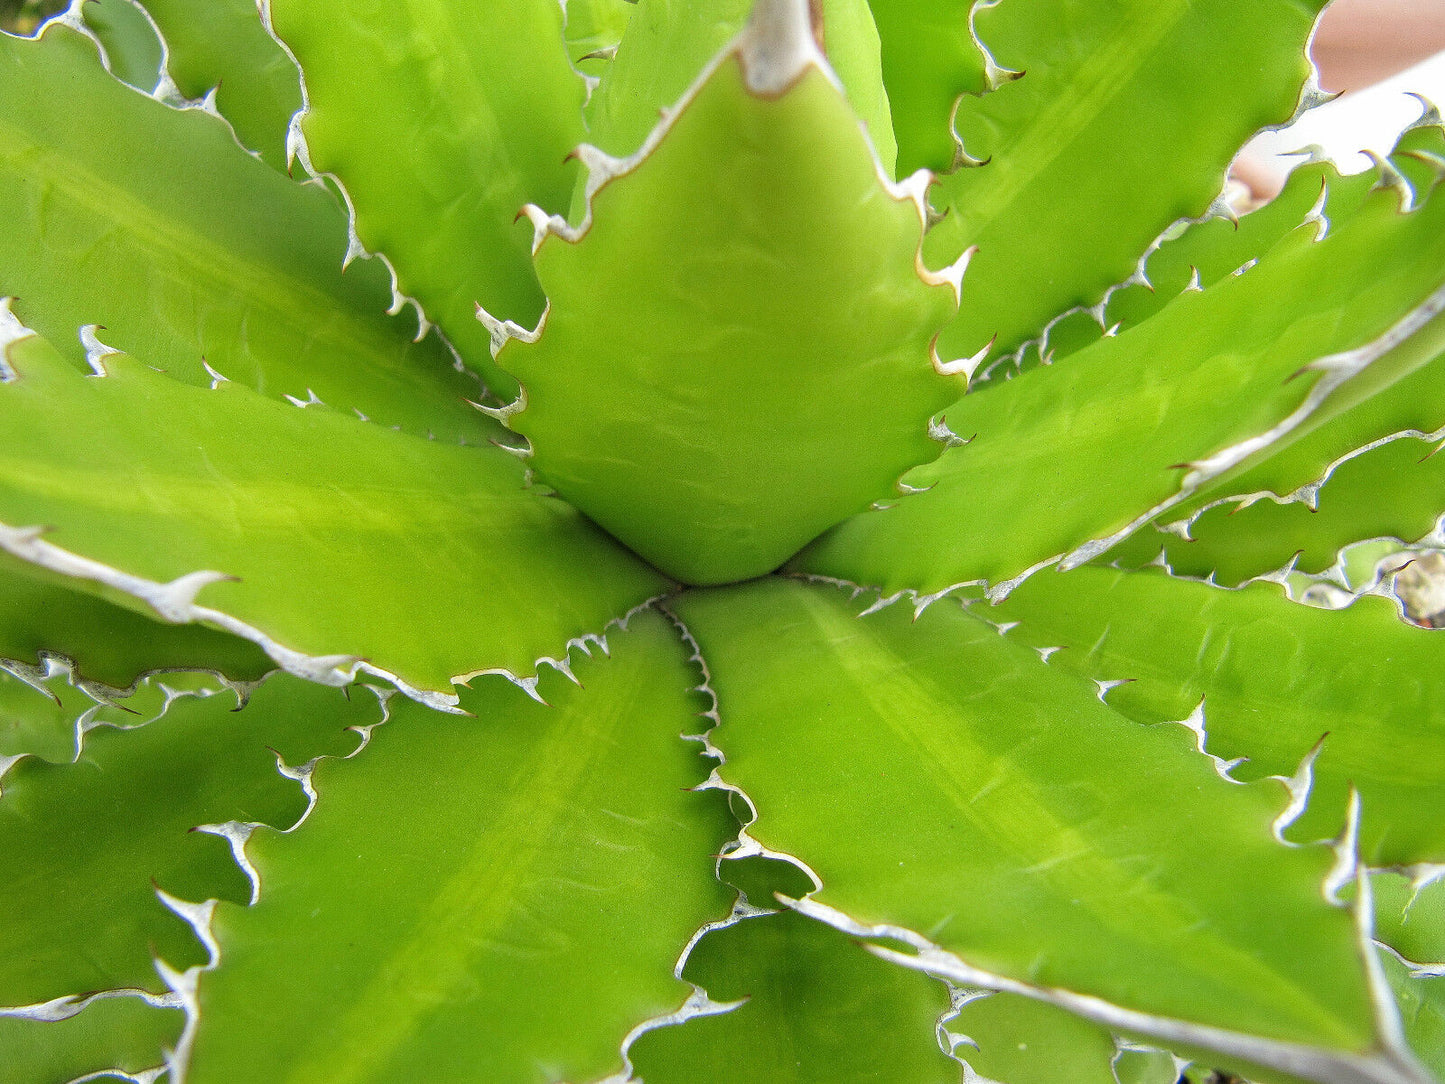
[1,0,1444,1081]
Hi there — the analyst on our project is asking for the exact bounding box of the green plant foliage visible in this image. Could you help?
[1,0,1443,1081]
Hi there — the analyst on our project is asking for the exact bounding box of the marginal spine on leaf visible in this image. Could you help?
[256,0,434,344]
[0,521,478,712]
[0,297,33,382]
[968,0,1024,91]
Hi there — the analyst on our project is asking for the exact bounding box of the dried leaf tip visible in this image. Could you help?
[738,0,827,96]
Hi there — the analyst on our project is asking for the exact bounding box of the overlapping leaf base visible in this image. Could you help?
[2,0,1444,1081]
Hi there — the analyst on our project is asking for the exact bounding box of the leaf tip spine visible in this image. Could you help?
[737,0,829,98]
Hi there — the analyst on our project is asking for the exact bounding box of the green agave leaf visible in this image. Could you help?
[0,993,183,1084]
[796,174,1445,598]
[0,662,95,764]
[79,0,164,94]
[580,0,755,159]
[0,672,367,1005]
[1175,323,1445,518]
[1380,953,1445,1082]
[629,909,959,1084]
[584,0,894,171]
[1366,872,1445,1080]
[926,0,1325,365]
[0,327,668,701]
[1370,873,1445,980]
[0,555,271,692]
[816,0,896,174]
[0,658,243,766]
[669,577,1420,1080]
[1128,429,1445,588]
[1169,350,1445,534]
[1098,160,1378,357]
[497,7,964,586]
[1116,1047,1192,1084]
[185,613,735,1084]
[266,0,587,394]
[0,20,490,445]
[983,565,1445,865]
[865,0,989,176]
[140,0,302,169]
[1020,157,1355,377]
[1157,134,1445,526]
[945,990,1158,1084]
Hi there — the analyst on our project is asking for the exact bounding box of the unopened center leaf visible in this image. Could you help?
[495,45,962,586]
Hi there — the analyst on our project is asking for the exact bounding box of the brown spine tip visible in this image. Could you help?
[808,0,825,50]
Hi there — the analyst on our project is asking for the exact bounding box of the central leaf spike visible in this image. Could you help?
[481,0,970,586]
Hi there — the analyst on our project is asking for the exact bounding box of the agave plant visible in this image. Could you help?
[2,0,1444,1080]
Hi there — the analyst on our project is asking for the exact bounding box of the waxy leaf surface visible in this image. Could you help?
[187,614,734,1084]
[946,991,1148,1084]
[985,566,1445,864]
[0,661,242,766]
[1371,874,1445,1080]
[0,333,667,696]
[0,673,365,1005]
[673,578,1382,1069]
[0,23,489,444]
[1133,430,1445,589]
[0,995,183,1084]
[0,555,270,692]
[630,909,959,1084]
[142,0,301,168]
[267,0,587,394]
[798,180,1445,596]
[585,0,894,170]
[501,48,962,585]
[80,0,164,93]
[928,0,1324,364]
[865,0,987,176]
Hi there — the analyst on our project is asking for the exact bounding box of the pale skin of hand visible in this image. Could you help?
[1311,0,1445,94]
[1232,0,1445,200]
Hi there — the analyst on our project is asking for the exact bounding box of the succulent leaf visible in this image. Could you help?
[0,653,250,766]
[0,328,667,700]
[0,673,365,1005]
[984,565,1445,865]
[78,0,164,94]
[184,615,734,1084]
[1126,427,1445,589]
[140,0,302,169]
[585,0,895,170]
[797,175,1445,597]
[0,993,183,1084]
[265,0,589,395]
[943,990,1149,1084]
[3,0,1444,1077]
[865,0,989,176]
[927,0,1327,366]
[1380,952,1445,1081]
[497,17,964,585]
[0,22,486,444]
[671,577,1389,1075]
[1370,873,1445,1080]
[564,0,635,68]
[0,554,271,692]
[629,909,961,1083]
